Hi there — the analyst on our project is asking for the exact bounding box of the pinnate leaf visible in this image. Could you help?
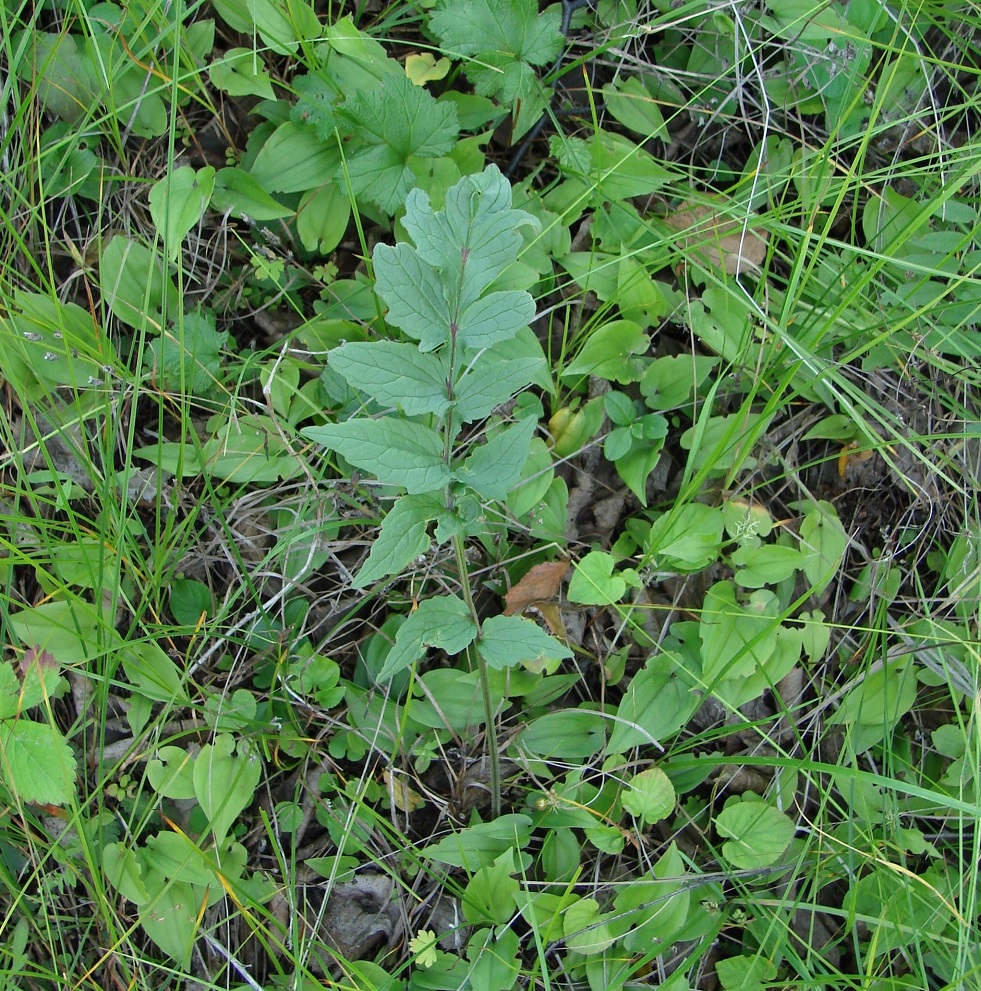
[302,418,450,494]
[372,244,451,351]
[456,290,537,350]
[455,416,536,500]
[455,353,545,422]
[373,167,539,353]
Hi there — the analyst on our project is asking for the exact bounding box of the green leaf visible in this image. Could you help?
[613,842,690,952]
[138,876,198,964]
[211,167,293,221]
[146,745,197,800]
[372,244,452,351]
[699,581,778,684]
[421,813,533,870]
[0,720,76,806]
[0,665,20,719]
[412,668,496,730]
[463,850,521,925]
[799,500,847,594]
[121,641,189,703]
[12,649,63,714]
[623,767,675,825]
[567,551,638,605]
[826,658,917,752]
[454,354,544,422]
[329,342,451,416]
[602,76,666,139]
[430,0,564,104]
[376,594,477,681]
[192,734,261,845]
[137,417,305,484]
[340,73,459,213]
[562,319,649,383]
[477,614,572,670]
[520,708,607,759]
[251,121,341,195]
[612,419,668,505]
[400,166,541,308]
[564,897,616,954]
[100,236,179,332]
[608,653,696,753]
[149,308,229,396]
[645,504,725,571]
[212,0,320,55]
[715,954,778,990]
[730,543,802,588]
[372,168,538,352]
[302,417,451,494]
[208,47,276,99]
[103,842,150,905]
[148,166,215,263]
[354,494,442,589]
[169,579,213,627]
[553,130,678,201]
[455,417,536,500]
[715,799,795,869]
[1,290,118,395]
[7,597,107,666]
[297,183,352,254]
[456,290,537,350]
[468,926,521,991]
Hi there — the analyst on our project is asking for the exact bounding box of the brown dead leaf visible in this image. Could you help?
[664,197,769,275]
[503,560,570,616]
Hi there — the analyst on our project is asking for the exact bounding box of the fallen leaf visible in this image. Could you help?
[503,560,570,616]
[665,197,769,275]
[383,769,425,812]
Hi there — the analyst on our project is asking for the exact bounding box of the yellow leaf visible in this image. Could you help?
[405,53,450,86]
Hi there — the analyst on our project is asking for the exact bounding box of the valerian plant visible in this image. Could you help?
[301,166,572,814]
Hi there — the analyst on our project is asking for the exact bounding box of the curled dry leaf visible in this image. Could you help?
[664,197,769,276]
[503,560,570,616]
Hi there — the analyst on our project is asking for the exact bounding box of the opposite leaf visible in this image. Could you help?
[329,341,452,416]
[354,494,443,588]
[478,614,572,670]
[376,595,477,681]
[302,418,451,493]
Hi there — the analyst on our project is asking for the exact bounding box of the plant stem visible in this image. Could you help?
[452,531,501,819]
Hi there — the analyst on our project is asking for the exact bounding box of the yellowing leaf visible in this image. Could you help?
[406,52,450,85]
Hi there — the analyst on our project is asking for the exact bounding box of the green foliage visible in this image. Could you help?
[0,653,75,807]
[2,0,980,987]
[430,0,564,130]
